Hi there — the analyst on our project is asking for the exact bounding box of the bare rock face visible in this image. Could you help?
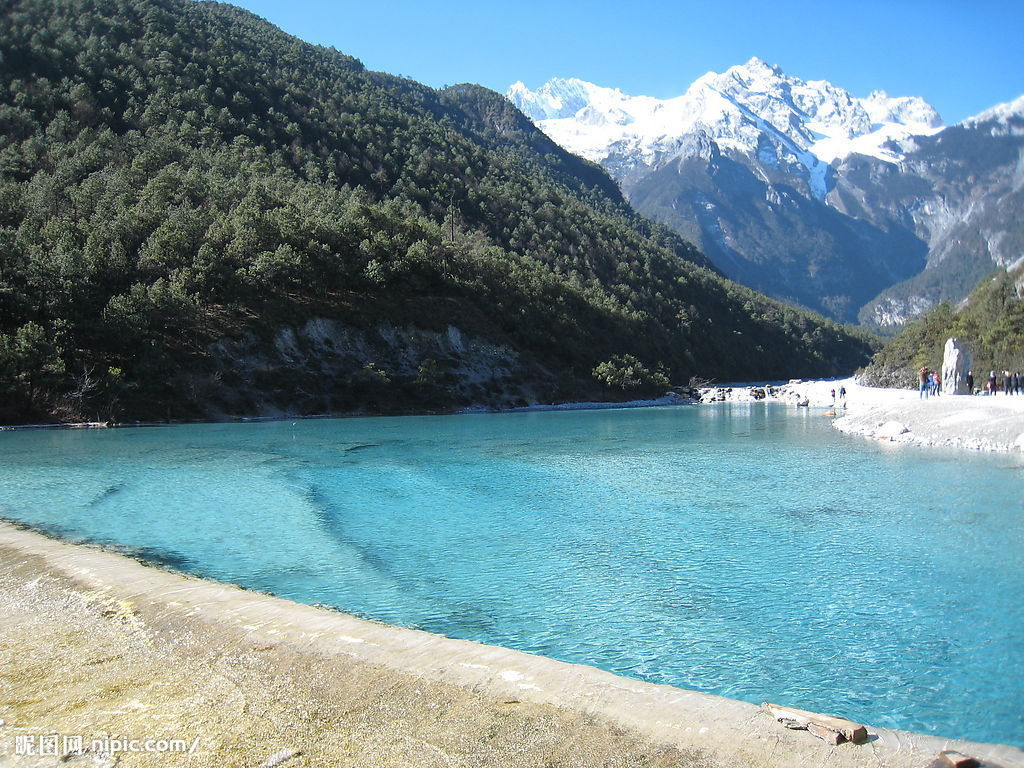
[942,337,972,394]
[200,318,538,417]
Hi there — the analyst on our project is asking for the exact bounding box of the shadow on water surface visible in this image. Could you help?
[86,483,125,507]
[1,517,195,572]
[294,479,503,636]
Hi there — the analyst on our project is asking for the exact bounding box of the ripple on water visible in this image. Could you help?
[0,404,1021,746]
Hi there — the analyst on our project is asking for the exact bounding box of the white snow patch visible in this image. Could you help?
[962,94,1024,128]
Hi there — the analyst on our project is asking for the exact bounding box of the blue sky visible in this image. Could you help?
[223,0,1024,123]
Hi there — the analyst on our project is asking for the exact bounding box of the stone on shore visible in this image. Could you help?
[762,702,868,745]
[689,376,1023,453]
[942,337,971,395]
[876,421,910,440]
[936,749,981,767]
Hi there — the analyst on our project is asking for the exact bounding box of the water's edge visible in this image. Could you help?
[2,520,1020,768]
[3,403,1020,747]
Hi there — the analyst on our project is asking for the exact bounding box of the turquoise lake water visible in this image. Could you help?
[1,403,1022,746]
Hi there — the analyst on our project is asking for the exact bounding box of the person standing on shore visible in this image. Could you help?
[1004,370,1013,395]
[919,366,930,399]
[988,371,997,395]
[967,370,974,394]
[1014,371,1021,395]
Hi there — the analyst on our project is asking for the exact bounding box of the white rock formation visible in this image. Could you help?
[942,337,971,395]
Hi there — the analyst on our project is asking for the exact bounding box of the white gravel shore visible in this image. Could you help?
[777,377,1024,453]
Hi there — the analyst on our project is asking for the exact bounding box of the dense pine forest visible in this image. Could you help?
[860,262,1024,388]
[0,0,875,423]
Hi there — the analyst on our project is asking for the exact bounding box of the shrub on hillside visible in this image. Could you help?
[592,355,670,393]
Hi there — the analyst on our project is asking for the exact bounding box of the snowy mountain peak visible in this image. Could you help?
[720,56,783,84]
[862,90,942,130]
[506,62,945,201]
[961,94,1024,134]
[507,77,631,122]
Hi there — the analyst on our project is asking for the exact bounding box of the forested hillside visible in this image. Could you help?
[860,263,1024,388]
[0,0,875,423]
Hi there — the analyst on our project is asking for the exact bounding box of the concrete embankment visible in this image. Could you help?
[2,522,1021,768]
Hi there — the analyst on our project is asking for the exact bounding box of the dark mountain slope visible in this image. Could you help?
[625,116,1024,328]
[0,0,874,423]
[628,147,928,321]
[854,115,1024,325]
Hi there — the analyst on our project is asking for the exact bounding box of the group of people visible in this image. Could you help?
[829,386,847,405]
[979,370,1023,395]
[920,367,1024,396]
[917,366,942,398]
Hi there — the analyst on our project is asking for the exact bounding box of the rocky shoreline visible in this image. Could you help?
[4,377,1024,456]
[695,377,1024,453]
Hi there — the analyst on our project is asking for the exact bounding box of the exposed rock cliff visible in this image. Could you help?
[183,319,550,418]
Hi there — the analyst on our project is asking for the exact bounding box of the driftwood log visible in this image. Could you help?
[762,702,868,745]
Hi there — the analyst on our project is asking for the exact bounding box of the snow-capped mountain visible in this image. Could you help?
[961,94,1024,133]
[507,61,1023,325]
[508,58,942,201]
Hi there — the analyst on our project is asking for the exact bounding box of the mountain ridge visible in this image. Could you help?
[0,0,874,423]
[508,59,944,184]
[507,63,1023,327]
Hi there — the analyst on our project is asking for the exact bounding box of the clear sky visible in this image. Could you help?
[220,0,1024,124]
